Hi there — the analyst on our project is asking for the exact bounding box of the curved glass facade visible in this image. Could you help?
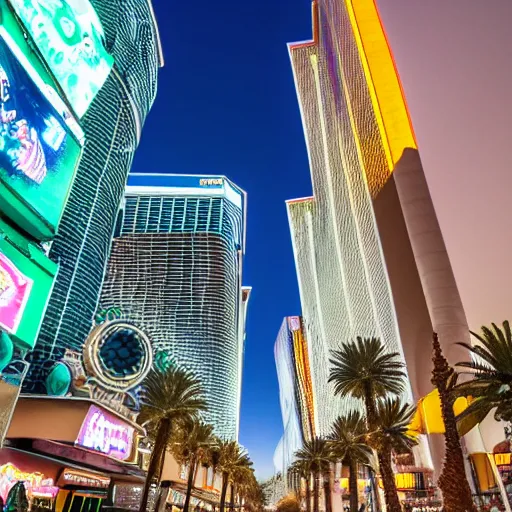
[25,0,162,392]
[273,317,314,475]
[98,174,248,440]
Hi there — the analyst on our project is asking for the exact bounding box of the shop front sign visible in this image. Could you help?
[76,405,135,461]
[0,253,33,335]
[58,469,110,489]
[0,463,56,501]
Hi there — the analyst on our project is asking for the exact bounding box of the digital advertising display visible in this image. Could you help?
[0,24,83,240]
[0,218,57,350]
[8,0,114,118]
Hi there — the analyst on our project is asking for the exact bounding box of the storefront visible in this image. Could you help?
[0,450,109,511]
[1,397,145,511]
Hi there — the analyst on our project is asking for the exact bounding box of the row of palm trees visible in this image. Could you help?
[290,337,416,512]
[137,365,264,512]
[288,320,512,512]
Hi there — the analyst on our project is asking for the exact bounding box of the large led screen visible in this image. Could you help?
[0,28,83,240]
[8,0,114,118]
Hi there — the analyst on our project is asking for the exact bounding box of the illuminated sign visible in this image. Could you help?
[0,30,83,240]
[0,252,33,335]
[8,0,114,118]
[495,453,511,466]
[199,178,223,186]
[76,405,135,461]
[0,463,56,501]
[58,469,110,489]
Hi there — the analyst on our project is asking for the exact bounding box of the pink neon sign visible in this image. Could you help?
[76,405,135,461]
[0,463,56,502]
[0,253,33,334]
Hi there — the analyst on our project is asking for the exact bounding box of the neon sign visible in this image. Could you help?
[0,252,33,334]
[0,463,56,501]
[76,405,134,461]
[58,469,110,489]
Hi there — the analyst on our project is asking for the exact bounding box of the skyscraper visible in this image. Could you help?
[286,0,472,473]
[273,317,315,476]
[25,0,163,392]
[98,174,249,440]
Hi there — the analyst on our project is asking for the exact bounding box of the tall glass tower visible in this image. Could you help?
[25,0,163,392]
[273,317,315,476]
[98,174,249,440]
[286,0,472,473]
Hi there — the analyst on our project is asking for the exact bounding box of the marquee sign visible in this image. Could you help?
[58,469,110,489]
[75,405,135,461]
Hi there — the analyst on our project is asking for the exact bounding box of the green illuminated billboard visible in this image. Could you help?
[0,4,84,241]
[7,0,114,118]
[0,218,57,350]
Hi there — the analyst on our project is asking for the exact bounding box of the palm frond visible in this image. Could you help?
[138,366,207,429]
[329,337,406,401]
[370,398,418,454]
[328,411,372,465]
[294,437,334,473]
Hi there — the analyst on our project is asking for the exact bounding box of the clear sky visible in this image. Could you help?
[131,0,512,479]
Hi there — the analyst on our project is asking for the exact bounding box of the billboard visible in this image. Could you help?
[0,21,83,240]
[0,218,57,350]
[7,0,114,118]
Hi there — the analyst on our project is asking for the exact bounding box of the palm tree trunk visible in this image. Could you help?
[349,458,358,512]
[220,472,229,512]
[139,417,172,512]
[183,456,197,512]
[377,445,401,512]
[431,334,477,512]
[323,471,332,512]
[363,384,377,428]
[313,471,320,512]
[305,476,311,512]
[230,483,236,512]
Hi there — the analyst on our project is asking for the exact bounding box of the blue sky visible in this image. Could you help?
[131,0,314,478]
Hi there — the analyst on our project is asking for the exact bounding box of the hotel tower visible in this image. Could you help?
[285,0,473,476]
[98,174,249,440]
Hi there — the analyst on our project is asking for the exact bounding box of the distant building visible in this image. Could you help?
[273,317,315,476]
[286,0,475,476]
[98,174,249,440]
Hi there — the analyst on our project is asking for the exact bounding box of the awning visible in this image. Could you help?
[6,396,145,475]
[408,388,474,436]
[169,481,222,507]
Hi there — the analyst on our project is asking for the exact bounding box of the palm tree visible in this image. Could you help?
[329,411,372,512]
[218,440,253,512]
[369,398,417,512]
[243,476,264,512]
[289,459,312,512]
[328,337,407,512]
[294,438,333,512]
[329,337,406,424]
[137,366,206,512]
[432,333,477,512]
[233,466,257,511]
[455,321,512,427]
[172,419,215,512]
